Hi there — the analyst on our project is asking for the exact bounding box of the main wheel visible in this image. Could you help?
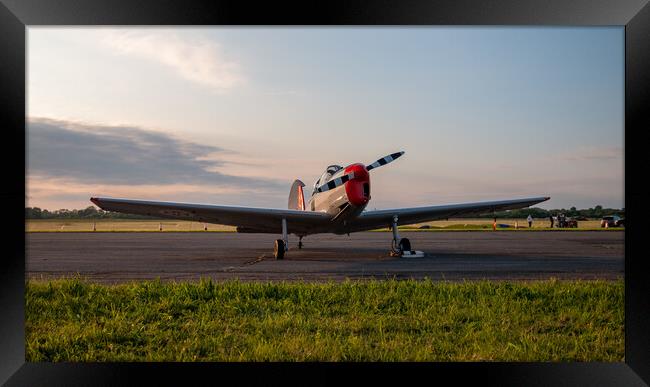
[274,239,285,260]
[398,238,411,253]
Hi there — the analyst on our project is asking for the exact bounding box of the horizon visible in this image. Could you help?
[25,203,624,213]
[27,27,624,211]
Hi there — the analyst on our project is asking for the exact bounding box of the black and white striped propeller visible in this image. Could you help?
[315,151,405,193]
[365,151,405,171]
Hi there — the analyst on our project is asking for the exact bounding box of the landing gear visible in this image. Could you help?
[298,236,303,249]
[390,215,404,256]
[274,239,285,260]
[389,215,422,257]
[274,218,289,260]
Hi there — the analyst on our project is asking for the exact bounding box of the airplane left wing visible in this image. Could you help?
[90,197,332,234]
[345,196,550,233]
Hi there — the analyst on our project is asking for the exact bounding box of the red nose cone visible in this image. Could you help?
[344,163,370,206]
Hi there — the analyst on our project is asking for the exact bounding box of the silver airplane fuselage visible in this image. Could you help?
[307,163,370,225]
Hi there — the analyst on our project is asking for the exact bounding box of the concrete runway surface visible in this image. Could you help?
[26,231,624,283]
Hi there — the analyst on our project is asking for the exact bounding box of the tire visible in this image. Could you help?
[274,239,285,260]
[398,238,411,253]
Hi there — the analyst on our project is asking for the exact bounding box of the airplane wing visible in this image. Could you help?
[345,196,550,233]
[90,197,332,234]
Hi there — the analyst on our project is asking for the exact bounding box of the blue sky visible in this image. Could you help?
[27,27,624,210]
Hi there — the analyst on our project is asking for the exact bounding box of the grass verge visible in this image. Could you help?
[26,278,624,361]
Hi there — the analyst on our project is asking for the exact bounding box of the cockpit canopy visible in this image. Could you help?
[313,165,343,194]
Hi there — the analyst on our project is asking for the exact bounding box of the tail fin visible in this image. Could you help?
[288,179,306,210]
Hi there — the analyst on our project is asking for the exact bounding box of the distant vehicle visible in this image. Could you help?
[556,216,578,228]
[564,218,578,228]
[601,215,624,228]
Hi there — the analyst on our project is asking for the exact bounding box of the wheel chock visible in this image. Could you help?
[400,250,425,258]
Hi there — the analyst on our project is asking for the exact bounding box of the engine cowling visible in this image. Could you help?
[344,163,370,207]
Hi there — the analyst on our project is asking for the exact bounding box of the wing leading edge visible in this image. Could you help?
[345,196,550,233]
[90,197,332,235]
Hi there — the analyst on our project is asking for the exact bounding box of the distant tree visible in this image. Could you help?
[78,206,98,218]
[25,206,160,219]
[25,207,42,219]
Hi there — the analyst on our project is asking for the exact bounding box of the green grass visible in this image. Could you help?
[25,278,624,362]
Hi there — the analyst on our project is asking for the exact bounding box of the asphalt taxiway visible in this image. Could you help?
[26,231,624,283]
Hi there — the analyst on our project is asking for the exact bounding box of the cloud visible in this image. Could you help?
[557,146,623,162]
[27,118,282,190]
[101,30,245,92]
[26,176,286,209]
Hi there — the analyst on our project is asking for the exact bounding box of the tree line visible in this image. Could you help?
[25,206,159,219]
[465,205,624,219]
[26,205,624,220]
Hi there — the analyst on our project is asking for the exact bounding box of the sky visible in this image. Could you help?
[27,27,624,211]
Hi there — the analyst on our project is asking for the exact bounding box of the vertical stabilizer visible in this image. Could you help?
[288,179,306,210]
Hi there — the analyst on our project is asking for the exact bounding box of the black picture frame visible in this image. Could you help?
[1,0,649,385]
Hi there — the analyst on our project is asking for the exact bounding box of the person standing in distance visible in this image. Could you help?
[527,214,533,228]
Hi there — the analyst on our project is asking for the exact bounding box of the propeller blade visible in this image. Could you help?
[316,172,355,193]
[365,151,405,171]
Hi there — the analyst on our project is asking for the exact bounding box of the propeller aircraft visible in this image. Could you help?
[91,151,550,259]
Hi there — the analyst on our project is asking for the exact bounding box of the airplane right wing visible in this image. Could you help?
[345,196,550,233]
